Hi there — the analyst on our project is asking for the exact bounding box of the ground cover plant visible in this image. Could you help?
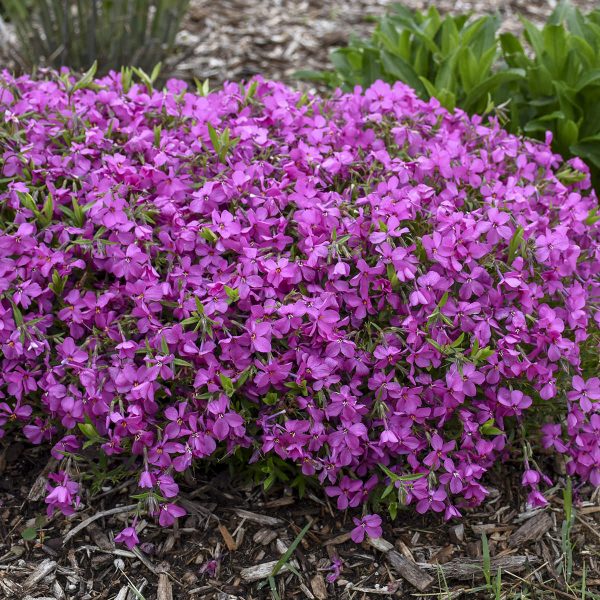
[299,1,600,186]
[0,68,599,551]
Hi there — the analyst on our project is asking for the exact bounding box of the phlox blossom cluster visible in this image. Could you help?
[0,71,599,545]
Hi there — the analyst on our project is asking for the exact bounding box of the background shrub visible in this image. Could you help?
[0,0,189,74]
[299,1,600,186]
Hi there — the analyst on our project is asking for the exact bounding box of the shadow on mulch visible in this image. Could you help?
[1,443,599,600]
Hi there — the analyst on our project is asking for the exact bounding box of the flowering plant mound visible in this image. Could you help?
[0,71,599,543]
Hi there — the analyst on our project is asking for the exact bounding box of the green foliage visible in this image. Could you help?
[1,0,189,75]
[299,1,600,184]
[297,5,517,115]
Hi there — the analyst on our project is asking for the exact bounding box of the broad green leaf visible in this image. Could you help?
[463,69,525,113]
[557,118,580,150]
[574,68,600,92]
[380,50,427,95]
[21,527,38,541]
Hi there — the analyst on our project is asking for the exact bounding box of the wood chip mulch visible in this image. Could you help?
[1,443,600,599]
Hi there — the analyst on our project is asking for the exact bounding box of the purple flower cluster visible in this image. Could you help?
[0,71,598,543]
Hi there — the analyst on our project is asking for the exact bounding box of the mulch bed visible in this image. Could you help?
[1,442,599,599]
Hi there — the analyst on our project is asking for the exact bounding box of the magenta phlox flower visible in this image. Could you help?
[351,514,382,543]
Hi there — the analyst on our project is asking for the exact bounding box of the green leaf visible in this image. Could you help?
[207,123,220,155]
[480,418,504,436]
[78,420,99,440]
[524,110,567,133]
[463,69,525,113]
[10,300,23,327]
[574,68,600,92]
[72,60,98,92]
[200,227,218,244]
[21,527,38,541]
[570,139,600,169]
[224,286,240,303]
[243,80,258,103]
[557,118,579,150]
[160,336,169,355]
[584,208,600,225]
[450,332,465,348]
[219,374,235,397]
[379,464,427,482]
[150,62,162,85]
[263,392,279,405]
[507,226,524,264]
[381,483,394,499]
[500,32,527,65]
[379,50,427,96]
[542,24,569,78]
[173,358,193,368]
[426,337,444,352]
[521,17,545,58]
[50,270,67,297]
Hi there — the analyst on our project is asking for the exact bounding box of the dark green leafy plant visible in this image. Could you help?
[299,1,600,184]
[1,0,189,74]
[501,3,600,168]
[299,6,522,115]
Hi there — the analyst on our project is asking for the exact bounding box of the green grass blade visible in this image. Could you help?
[271,521,312,577]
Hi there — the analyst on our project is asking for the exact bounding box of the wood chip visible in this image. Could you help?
[449,523,465,544]
[263,497,296,508]
[27,458,58,501]
[387,550,434,592]
[299,582,316,599]
[114,588,129,600]
[418,556,539,580]
[324,532,352,546]
[431,545,455,564]
[240,559,298,582]
[233,509,282,526]
[369,538,433,592]
[22,558,57,589]
[471,524,512,534]
[508,512,553,548]
[310,574,328,600]
[157,573,173,600]
[87,523,113,551]
[253,528,278,546]
[219,524,237,552]
[52,580,66,600]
